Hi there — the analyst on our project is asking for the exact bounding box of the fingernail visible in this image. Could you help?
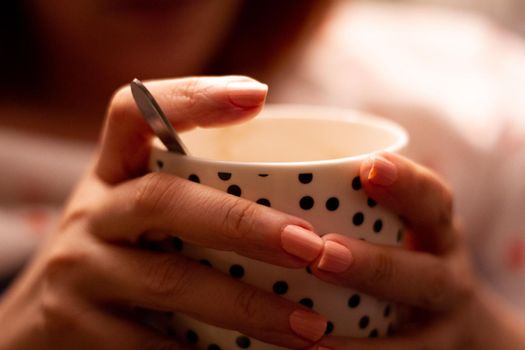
[367,154,398,186]
[317,241,353,273]
[281,225,323,261]
[227,81,268,108]
[289,309,327,342]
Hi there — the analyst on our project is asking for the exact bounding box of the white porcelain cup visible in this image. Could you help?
[149,104,409,350]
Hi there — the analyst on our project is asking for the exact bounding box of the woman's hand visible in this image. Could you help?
[0,76,329,350]
[309,153,525,350]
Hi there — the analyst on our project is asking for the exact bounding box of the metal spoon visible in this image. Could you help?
[130,78,189,155]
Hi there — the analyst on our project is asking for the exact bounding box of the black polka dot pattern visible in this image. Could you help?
[325,321,334,335]
[186,330,199,344]
[218,172,232,181]
[397,229,404,242]
[229,264,245,279]
[352,212,365,226]
[299,298,314,309]
[298,173,313,184]
[299,196,314,210]
[236,336,251,348]
[188,174,200,183]
[352,176,362,190]
[256,198,271,207]
[227,185,242,197]
[208,344,221,350]
[272,281,288,295]
[369,329,379,338]
[348,294,361,308]
[384,304,391,317]
[164,160,402,341]
[325,197,340,211]
[359,316,370,329]
[373,219,383,233]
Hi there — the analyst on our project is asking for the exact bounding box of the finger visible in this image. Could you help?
[90,172,324,267]
[41,291,185,350]
[72,243,327,349]
[96,76,268,184]
[311,317,456,350]
[84,312,188,350]
[359,152,456,253]
[310,235,472,311]
[312,328,453,350]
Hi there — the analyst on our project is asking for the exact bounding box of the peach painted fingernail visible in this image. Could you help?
[289,309,327,342]
[317,241,353,273]
[227,81,268,108]
[281,225,323,261]
[368,154,398,186]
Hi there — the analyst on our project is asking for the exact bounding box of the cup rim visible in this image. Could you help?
[151,104,409,169]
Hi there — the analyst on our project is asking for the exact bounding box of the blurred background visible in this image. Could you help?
[1,0,525,308]
[369,0,525,35]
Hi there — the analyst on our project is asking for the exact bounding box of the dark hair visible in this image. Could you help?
[0,1,330,97]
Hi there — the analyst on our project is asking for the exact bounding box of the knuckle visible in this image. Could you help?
[107,84,133,121]
[40,289,79,338]
[369,250,396,284]
[60,186,101,231]
[452,266,476,306]
[223,198,258,239]
[419,262,450,309]
[234,286,263,321]
[177,77,202,110]
[457,278,475,304]
[44,244,88,284]
[58,207,92,232]
[144,255,193,300]
[133,173,177,215]
[438,184,454,227]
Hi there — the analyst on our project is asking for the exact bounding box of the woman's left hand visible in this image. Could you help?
[307,153,522,350]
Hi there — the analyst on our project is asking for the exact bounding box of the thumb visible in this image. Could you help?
[95,75,268,184]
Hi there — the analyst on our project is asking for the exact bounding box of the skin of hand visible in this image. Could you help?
[308,153,525,350]
[0,76,330,350]
[3,75,525,350]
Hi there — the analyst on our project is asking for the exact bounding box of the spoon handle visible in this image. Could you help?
[130,78,189,155]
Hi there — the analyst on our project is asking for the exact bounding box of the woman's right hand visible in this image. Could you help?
[0,76,328,350]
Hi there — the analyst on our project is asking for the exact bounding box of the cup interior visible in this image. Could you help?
[178,105,407,163]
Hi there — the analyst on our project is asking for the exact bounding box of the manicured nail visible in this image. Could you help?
[282,225,323,261]
[227,81,268,108]
[368,154,398,186]
[289,309,327,342]
[317,241,353,273]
